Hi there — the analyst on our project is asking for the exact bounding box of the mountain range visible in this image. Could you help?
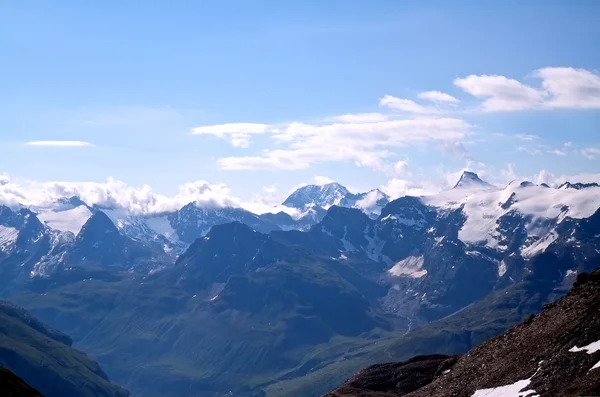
[0,172,599,396]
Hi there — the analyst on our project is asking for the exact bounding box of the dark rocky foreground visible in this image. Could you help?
[326,268,600,397]
[326,355,459,396]
[0,367,43,397]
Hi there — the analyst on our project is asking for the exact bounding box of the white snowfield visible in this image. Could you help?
[37,205,93,235]
[0,225,19,250]
[471,379,538,397]
[423,180,600,256]
[388,255,428,278]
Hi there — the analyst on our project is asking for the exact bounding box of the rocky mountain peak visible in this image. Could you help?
[75,211,120,242]
[453,171,490,189]
[55,196,88,209]
[559,181,600,190]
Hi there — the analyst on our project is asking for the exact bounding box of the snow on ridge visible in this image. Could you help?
[423,180,600,253]
[498,260,507,277]
[388,256,427,278]
[471,361,543,397]
[37,205,93,235]
[145,215,179,242]
[0,225,19,250]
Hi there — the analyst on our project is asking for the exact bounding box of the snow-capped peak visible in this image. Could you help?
[282,182,351,210]
[453,171,491,189]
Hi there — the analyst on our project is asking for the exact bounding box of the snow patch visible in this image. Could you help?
[521,230,557,258]
[38,205,93,234]
[498,260,507,277]
[388,256,427,278]
[471,361,543,397]
[569,339,600,354]
[471,379,538,397]
[0,225,19,250]
[145,215,179,242]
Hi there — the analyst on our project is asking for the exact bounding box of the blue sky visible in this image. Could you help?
[1,0,599,209]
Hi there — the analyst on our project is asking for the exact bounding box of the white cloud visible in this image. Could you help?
[26,141,91,147]
[515,134,539,141]
[564,141,573,147]
[498,164,600,187]
[454,67,600,111]
[441,141,483,167]
[313,175,334,185]
[582,147,600,160]
[0,177,240,214]
[418,90,459,103]
[217,117,471,171]
[500,163,518,182]
[380,178,441,199]
[379,95,435,113]
[393,160,409,178]
[454,74,546,111]
[327,113,388,123]
[516,146,542,156]
[535,67,600,109]
[190,123,276,148]
[549,149,567,156]
[0,173,10,186]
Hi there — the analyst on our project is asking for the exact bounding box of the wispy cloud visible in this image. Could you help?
[516,146,543,156]
[327,113,388,123]
[379,95,438,114]
[26,141,91,147]
[418,90,460,103]
[515,134,539,141]
[214,117,471,171]
[190,123,275,148]
[549,149,567,156]
[582,147,600,160]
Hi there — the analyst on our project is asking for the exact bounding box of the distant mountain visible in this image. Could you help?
[168,203,281,243]
[327,268,600,396]
[558,181,600,190]
[0,300,129,397]
[282,183,390,218]
[283,182,351,209]
[16,183,391,257]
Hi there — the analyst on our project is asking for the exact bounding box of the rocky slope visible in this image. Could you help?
[0,367,43,397]
[326,268,600,396]
[0,300,129,397]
